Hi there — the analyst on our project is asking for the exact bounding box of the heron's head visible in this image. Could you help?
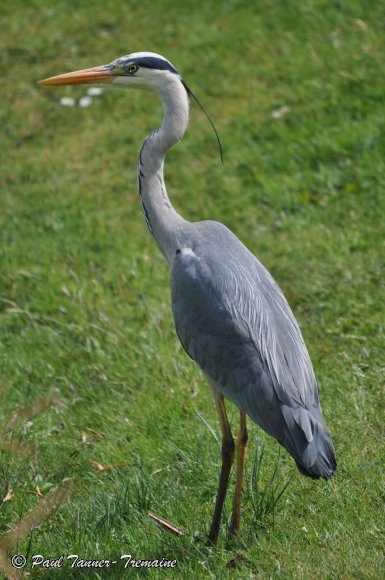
[40,51,181,92]
[40,51,223,162]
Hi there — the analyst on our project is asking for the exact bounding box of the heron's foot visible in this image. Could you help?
[207,529,219,545]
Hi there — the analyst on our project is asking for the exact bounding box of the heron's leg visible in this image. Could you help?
[208,391,235,544]
[230,410,248,536]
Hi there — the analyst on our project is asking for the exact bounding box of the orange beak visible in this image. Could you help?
[40,65,115,86]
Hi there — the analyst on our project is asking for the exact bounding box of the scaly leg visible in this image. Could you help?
[230,410,248,536]
[208,390,235,544]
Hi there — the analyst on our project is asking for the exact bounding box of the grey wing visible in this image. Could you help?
[170,231,317,411]
[170,223,336,479]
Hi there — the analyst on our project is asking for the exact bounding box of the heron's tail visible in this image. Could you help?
[281,405,336,480]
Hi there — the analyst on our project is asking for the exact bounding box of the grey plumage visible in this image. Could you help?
[171,221,336,479]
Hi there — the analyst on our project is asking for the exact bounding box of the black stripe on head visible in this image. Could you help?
[119,56,179,75]
[135,56,179,74]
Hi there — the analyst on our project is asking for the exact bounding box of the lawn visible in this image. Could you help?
[1,0,384,577]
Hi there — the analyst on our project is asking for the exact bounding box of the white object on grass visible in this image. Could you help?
[87,87,104,96]
[59,96,76,107]
[79,96,93,108]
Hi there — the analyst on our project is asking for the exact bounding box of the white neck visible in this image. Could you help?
[138,79,189,263]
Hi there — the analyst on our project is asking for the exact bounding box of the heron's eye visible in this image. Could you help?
[128,64,139,74]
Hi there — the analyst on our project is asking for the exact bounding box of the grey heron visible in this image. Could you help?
[40,52,336,543]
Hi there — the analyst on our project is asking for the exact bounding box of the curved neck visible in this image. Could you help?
[138,79,189,263]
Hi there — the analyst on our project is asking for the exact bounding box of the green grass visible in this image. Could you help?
[1,0,384,577]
